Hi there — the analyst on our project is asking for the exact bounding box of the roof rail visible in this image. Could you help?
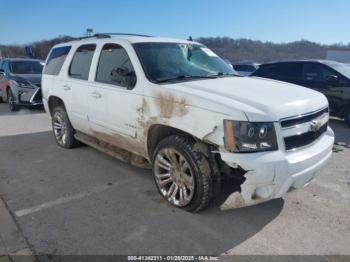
[93,33,153,38]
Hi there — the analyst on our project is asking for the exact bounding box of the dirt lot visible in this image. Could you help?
[0,103,349,257]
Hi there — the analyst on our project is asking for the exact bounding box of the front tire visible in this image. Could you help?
[7,89,18,111]
[152,135,213,212]
[52,106,79,148]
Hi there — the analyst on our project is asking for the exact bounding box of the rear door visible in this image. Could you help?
[63,44,97,134]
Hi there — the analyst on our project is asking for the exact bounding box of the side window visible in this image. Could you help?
[44,46,71,75]
[69,44,96,80]
[276,63,302,80]
[254,65,277,78]
[95,43,136,89]
[303,63,336,82]
[3,61,10,74]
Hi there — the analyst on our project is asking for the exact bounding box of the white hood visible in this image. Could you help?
[163,76,328,122]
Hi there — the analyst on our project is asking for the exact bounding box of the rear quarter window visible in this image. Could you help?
[44,46,71,75]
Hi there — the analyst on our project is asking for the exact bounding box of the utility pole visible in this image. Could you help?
[86,28,93,37]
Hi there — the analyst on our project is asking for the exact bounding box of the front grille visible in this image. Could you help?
[284,123,327,151]
[33,89,42,102]
[281,107,328,128]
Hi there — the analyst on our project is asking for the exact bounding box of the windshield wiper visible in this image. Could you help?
[156,75,217,83]
[210,72,239,77]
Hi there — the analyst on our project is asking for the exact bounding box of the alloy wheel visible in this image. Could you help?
[154,148,195,207]
[53,112,68,146]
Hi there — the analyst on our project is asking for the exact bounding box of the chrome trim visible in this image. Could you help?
[29,88,41,103]
[285,131,327,153]
[280,107,329,129]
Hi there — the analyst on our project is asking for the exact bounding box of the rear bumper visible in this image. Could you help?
[219,126,334,209]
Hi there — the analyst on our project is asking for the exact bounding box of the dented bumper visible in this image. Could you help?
[219,126,334,209]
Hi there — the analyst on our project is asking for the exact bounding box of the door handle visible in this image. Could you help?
[91,91,102,99]
[63,84,71,91]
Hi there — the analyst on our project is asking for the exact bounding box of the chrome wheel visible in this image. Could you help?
[154,148,195,207]
[53,112,68,146]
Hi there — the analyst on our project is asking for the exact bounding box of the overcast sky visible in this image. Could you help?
[1,0,349,45]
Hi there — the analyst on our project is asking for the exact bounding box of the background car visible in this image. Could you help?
[252,60,350,127]
[233,63,260,76]
[0,58,43,111]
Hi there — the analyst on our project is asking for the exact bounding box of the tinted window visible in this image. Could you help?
[233,65,256,72]
[44,46,71,75]
[303,63,335,82]
[69,44,96,80]
[10,61,43,74]
[96,44,136,88]
[253,64,277,78]
[275,63,302,79]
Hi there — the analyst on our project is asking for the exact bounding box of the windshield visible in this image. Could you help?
[327,63,350,79]
[133,42,237,83]
[10,61,43,74]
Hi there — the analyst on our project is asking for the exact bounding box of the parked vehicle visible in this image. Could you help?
[252,60,350,127]
[233,63,259,76]
[42,34,334,212]
[0,58,44,111]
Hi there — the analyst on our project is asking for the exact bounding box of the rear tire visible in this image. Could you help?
[7,89,18,112]
[52,106,80,148]
[152,135,214,212]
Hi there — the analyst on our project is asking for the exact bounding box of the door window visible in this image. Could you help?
[95,43,136,88]
[275,63,302,80]
[69,44,96,80]
[302,63,335,82]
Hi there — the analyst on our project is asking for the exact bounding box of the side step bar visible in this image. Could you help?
[74,132,151,169]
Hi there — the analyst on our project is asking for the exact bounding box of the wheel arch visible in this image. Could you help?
[48,96,66,116]
[146,124,197,160]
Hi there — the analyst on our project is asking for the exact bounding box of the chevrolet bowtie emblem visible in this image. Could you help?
[310,120,322,132]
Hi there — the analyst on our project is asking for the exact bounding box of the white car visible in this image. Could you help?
[42,34,334,212]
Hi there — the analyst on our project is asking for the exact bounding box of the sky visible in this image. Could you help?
[0,0,349,45]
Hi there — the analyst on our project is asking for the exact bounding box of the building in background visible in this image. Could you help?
[326,49,350,64]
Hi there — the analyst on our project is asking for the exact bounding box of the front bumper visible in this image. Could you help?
[219,126,334,209]
[16,87,43,106]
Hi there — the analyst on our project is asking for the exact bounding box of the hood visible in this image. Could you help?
[163,76,328,122]
[10,74,42,86]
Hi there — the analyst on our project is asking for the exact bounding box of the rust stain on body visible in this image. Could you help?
[154,92,188,118]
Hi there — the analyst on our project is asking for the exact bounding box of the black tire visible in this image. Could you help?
[7,89,18,112]
[345,109,350,128]
[152,135,213,212]
[52,106,79,148]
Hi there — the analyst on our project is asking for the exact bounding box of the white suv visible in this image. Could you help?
[42,34,334,212]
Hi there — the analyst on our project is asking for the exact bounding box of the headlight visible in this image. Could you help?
[223,120,278,152]
[9,79,33,88]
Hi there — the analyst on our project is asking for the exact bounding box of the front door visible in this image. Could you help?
[302,62,346,115]
[87,43,143,141]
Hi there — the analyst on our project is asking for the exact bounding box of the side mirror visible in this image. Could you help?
[326,75,338,85]
[0,69,4,78]
[111,67,136,89]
